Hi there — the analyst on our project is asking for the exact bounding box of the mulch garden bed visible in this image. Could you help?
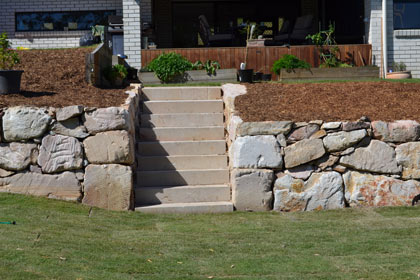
[236,82,420,122]
[0,48,129,108]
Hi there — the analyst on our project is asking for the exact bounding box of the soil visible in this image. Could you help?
[0,48,129,108]
[235,82,420,122]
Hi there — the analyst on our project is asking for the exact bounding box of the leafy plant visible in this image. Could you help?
[391,62,407,72]
[192,60,221,75]
[0,32,20,70]
[103,64,128,83]
[147,52,193,83]
[271,54,310,74]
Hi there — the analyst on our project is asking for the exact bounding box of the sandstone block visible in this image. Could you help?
[56,106,84,121]
[232,169,274,211]
[321,122,341,130]
[284,139,326,169]
[237,121,293,136]
[395,142,420,179]
[2,107,51,141]
[340,140,400,174]
[231,135,282,168]
[343,171,420,207]
[0,172,81,201]
[372,120,420,143]
[38,135,83,173]
[342,121,370,131]
[0,168,14,178]
[322,129,367,152]
[0,143,38,171]
[83,164,133,211]
[84,131,134,165]
[284,165,316,180]
[287,124,319,142]
[83,107,129,134]
[51,118,89,139]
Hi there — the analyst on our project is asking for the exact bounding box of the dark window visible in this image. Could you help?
[16,10,116,32]
[394,0,420,29]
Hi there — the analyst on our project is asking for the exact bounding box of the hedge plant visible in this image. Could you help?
[146,52,193,83]
[271,54,310,74]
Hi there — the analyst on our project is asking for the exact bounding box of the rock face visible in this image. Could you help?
[231,136,283,168]
[84,107,129,134]
[56,106,83,121]
[322,129,367,152]
[83,131,134,165]
[82,164,133,211]
[287,124,319,142]
[0,168,14,178]
[237,121,293,136]
[273,172,344,212]
[343,171,420,207]
[395,142,420,179]
[38,135,83,173]
[2,107,51,141]
[284,139,326,168]
[372,120,420,143]
[342,121,370,132]
[0,172,81,201]
[322,122,341,130]
[340,140,400,174]
[0,143,38,171]
[51,118,89,139]
[231,169,274,211]
[285,165,316,180]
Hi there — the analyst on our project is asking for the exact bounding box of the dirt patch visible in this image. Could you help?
[0,48,129,108]
[235,82,420,122]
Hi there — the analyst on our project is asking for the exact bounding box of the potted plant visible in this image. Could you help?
[238,24,255,83]
[0,32,23,94]
[387,62,412,79]
[103,64,128,87]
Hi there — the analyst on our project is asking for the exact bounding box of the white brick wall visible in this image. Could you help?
[123,0,141,68]
[366,0,420,77]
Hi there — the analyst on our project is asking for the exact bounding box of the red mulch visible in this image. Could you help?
[0,48,129,108]
[234,82,420,122]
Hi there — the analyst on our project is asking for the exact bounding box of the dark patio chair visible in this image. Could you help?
[273,20,291,42]
[274,15,314,44]
[198,15,234,47]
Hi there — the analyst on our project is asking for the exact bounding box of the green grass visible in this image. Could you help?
[1,193,420,279]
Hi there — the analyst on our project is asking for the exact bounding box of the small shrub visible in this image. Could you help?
[391,62,407,72]
[0,32,20,70]
[192,60,221,75]
[147,52,193,83]
[103,64,128,84]
[271,54,310,74]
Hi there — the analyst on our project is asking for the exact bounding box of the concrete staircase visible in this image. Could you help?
[135,87,233,214]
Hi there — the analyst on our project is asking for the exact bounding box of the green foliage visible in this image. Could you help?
[391,61,407,72]
[271,54,310,74]
[146,52,193,83]
[0,32,20,70]
[103,64,128,83]
[192,60,221,75]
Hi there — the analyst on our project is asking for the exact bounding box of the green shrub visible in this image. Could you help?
[0,32,20,70]
[271,54,310,74]
[192,60,221,75]
[103,64,128,84]
[147,52,193,83]
[391,62,407,72]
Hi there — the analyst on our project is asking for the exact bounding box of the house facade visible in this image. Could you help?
[1,0,420,76]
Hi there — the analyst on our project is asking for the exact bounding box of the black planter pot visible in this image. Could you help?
[0,70,24,94]
[253,72,263,82]
[238,69,254,83]
[261,73,272,81]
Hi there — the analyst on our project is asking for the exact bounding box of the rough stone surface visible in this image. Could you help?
[310,130,327,139]
[395,142,420,179]
[2,107,51,141]
[0,168,14,178]
[84,131,134,165]
[342,121,370,131]
[316,155,340,170]
[237,121,293,136]
[284,139,326,169]
[222,84,247,113]
[343,171,420,207]
[231,136,282,168]
[321,122,341,130]
[340,140,400,174]
[322,129,367,152]
[51,118,89,139]
[372,120,420,143]
[232,169,274,211]
[0,143,38,171]
[285,165,316,180]
[274,172,344,212]
[38,135,83,173]
[276,134,287,147]
[228,115,243,142]
[82,164,133,211]
[287,124,319,142]
[0,172,81,201]
[56,106,84,121]
[83,107,129,134]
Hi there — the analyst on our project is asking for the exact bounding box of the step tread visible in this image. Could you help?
[135,201,234,214]
[137,140,226,156]
[137,155,228,171]
[142,100,223,114]
[141,113,224,128]
[140,126,225,141]
[142,87,222,101]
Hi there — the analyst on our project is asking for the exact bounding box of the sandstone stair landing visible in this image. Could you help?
[135,87,232,214]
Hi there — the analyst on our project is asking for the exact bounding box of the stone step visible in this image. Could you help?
[141,113,224,128]
[142,100,223,114]
[140,127,224,141]
[142,87,221,101]
[137,140,226,156]
[135,185,231,205]
[138,155,228,171]
[135,201,234,214]
[137,169,229,187]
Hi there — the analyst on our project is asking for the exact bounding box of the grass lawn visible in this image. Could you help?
[1,194,420,279]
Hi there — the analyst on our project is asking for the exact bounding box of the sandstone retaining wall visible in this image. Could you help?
[0,86,140,211]
[224,84,420,212]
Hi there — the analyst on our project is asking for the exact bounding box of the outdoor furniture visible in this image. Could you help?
[198,15,235,47]
[274,15,314,44]
[273,20,291,42]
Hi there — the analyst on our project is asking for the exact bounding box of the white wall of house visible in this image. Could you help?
[366,0,420,77]
[123,0,142,68]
